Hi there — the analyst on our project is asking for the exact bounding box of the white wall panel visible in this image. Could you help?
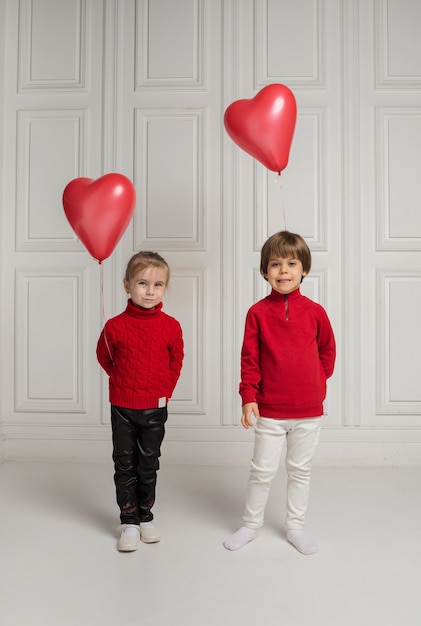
[377,271,421,417]
[255,0,323,86]
[16,110,86,250]
[1,0,104,440]
[376,108,421,247]
[15,268,86,416]
[228,0,342,434]
[18,0,85,90]
[375,0,421,87]
[118,0,222,434]
[263,109,326,248]
[136,0,204,88]
[1,0,421,463]
[0,0,5,461]
[165,270,205,417]
[134,109,204,248]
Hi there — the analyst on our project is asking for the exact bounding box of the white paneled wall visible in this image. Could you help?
[0,0,420,465]
[358,0,421,447]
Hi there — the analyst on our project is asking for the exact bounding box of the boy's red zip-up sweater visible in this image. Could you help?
[96,299,184,410]
[239,288,336,419]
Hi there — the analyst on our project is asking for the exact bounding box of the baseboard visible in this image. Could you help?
[0,432,5,463]
[2,425,421,466]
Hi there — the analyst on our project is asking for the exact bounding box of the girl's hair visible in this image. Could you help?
[260,231,312,280]
[124,251,170,283]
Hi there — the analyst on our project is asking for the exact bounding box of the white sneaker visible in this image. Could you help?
[139,524,161,543]
[117,524,140,552]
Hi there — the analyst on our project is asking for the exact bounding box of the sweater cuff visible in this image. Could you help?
[240,391,256,406]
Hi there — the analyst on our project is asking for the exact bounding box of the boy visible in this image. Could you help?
[224,231,335,554]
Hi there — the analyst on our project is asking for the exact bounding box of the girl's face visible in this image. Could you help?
[124,266,168,309]
[264,256,306,295]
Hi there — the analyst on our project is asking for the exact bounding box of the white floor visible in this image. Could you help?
[0,461,420,626]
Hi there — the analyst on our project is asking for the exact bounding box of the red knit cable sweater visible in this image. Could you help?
[97,299,184,410]
[239,288,336,418]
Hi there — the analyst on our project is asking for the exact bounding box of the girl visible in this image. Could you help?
[97,251,184,552]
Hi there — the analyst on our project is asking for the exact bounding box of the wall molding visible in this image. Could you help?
[340,0,362,426]
[220,0,241,427]
[14,267,87,416]
[2,0,420,465]
[134,108,205,250]
[254,0,325,89]
[15,110,87,252]
[0,427,5,463]
[374,0,421,89]
[18,0,87,92]
[376,269,421,416]
[3,424,421,466]
[375,107,421,250]
[135,0,205,90]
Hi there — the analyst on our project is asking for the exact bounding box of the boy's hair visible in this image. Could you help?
[260,231,312,280]
[124,251,170,283]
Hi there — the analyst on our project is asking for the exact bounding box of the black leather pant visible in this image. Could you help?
[111,404,168,524]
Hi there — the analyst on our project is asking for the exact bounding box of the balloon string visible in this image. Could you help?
[274,173,287,230]
[100,261,113,363]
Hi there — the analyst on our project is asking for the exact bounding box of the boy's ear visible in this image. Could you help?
[123,279,130,293]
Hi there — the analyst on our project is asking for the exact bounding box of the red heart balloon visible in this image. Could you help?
[224,84,297,173]
[62,174,136,263]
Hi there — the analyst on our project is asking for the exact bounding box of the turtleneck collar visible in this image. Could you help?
[125,298,163,318]
[268,287,301,302]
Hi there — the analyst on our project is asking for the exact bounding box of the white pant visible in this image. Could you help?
[243,416,321,530]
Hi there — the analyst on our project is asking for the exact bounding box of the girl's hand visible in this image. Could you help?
[241,402,260,429]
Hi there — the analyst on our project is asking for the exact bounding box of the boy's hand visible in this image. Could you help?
[241,402,260,429]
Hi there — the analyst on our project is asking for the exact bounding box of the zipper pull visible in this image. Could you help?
[284,294,289,320]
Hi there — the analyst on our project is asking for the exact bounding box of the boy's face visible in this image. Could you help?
[124,266,168,309]
[264,256,306,295]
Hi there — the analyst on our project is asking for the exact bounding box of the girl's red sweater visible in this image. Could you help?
[96,299,184,410]
[239,288,336,418]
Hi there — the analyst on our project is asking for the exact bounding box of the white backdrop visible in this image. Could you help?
[1,0,420,465]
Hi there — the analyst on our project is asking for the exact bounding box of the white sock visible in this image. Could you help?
[223,526,257,551]
[140,522,154,529]
[287,529,318,555]
[122,526,139,537]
